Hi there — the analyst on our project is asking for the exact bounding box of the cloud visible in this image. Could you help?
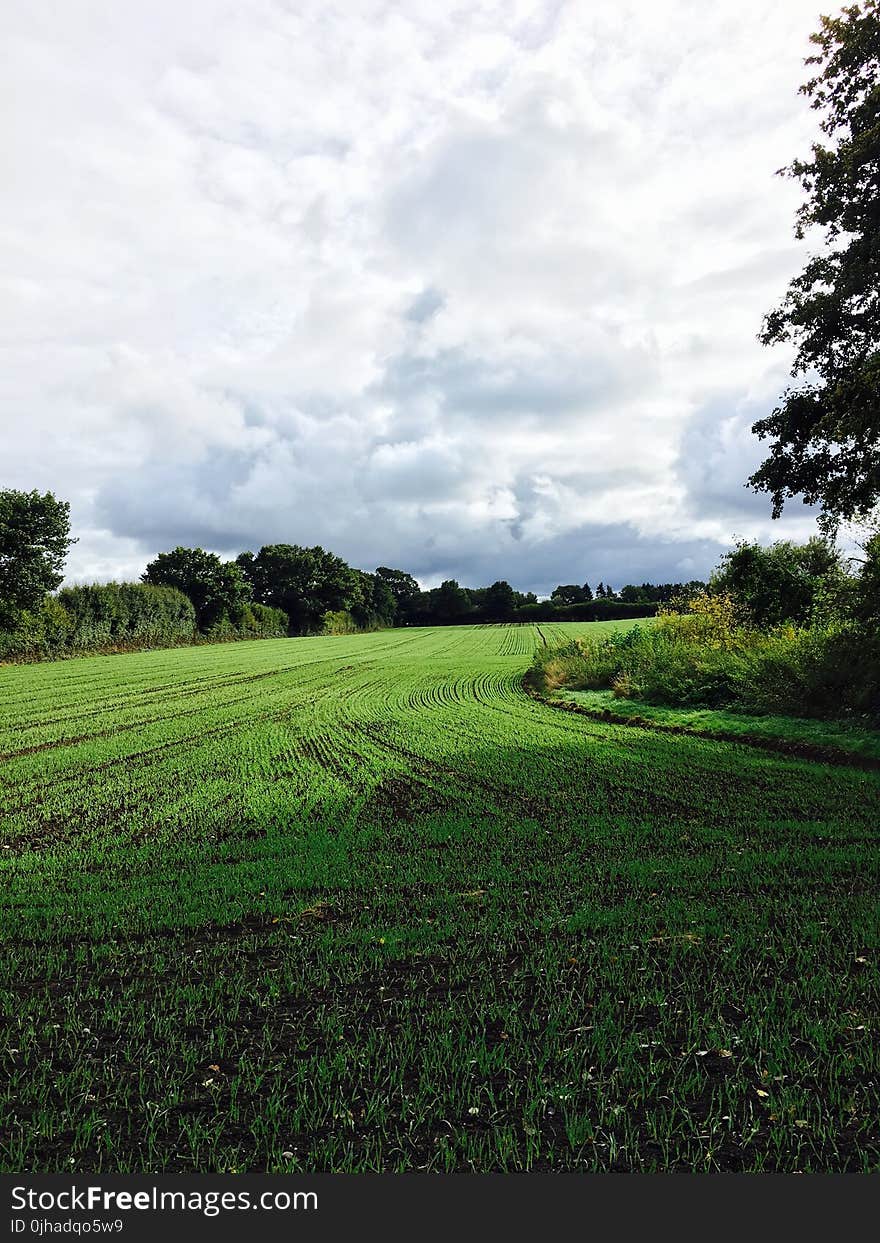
[1,0,827,591]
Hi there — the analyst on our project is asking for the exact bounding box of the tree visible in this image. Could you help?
[581,581,594,602]
[369,574,397,626]
[0,489,76,621]
[428,579,472,622]
[244,544,359,633]
[143,547,251,630]
[483,580,516,619]
[750,1,880,523]
[349,570,396,629]
[550,584,586,606]
[852,530,880,620]
[375,566,421,623]
[710,537,847,626]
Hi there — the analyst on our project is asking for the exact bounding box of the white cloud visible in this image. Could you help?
[1,0,827,591]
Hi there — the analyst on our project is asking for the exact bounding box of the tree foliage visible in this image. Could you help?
[751,1,880,522]
[710,537,846,627]
[375,566,421,614]
[143,547,251,629]
[0,489,76,621]
[551,584,588,607]
[239,544,359,634]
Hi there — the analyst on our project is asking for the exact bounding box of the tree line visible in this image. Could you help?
[142,544,700,628]
[0,489,693,660]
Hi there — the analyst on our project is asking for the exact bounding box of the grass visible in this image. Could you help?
[1,622,878,1172]
[552,689,880,764]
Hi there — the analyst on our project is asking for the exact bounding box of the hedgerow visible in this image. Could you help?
[0,583,287,662]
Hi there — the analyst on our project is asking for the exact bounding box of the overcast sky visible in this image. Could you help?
[3,1,828,594]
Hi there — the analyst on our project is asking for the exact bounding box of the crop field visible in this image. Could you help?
[1,622,879,1172]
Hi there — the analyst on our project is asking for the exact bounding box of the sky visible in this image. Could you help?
[2,0,831,595]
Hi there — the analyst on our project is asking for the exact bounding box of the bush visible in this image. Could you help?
[322,609,358,635]
[243,603,288,637]
[203,603,288,642]
[0,596,74,661]
[0,582,288,661]
[57,583,196,650]
[529,598,880,722]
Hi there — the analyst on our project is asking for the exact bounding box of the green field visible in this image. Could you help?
[1,622,878,1171]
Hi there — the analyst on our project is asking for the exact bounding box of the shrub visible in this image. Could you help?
[0,596,75,661]
[243,603,288,637]
[322,609,358,635]
[56,583,196,650]
[529,606,880,722]
[0,582,290,661]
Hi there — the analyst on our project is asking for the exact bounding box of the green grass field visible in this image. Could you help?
[1,622,878,1172]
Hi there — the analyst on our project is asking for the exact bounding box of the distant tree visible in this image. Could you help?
[679,580,708,602]
[750,1,880,523]
[350,570,396,629]
[244,544,359,633]
[581,581,594,602]
[143,547,252,629]
[710,537,847,626]
[551,584,586,607]
[618,584,646,604]
[0,489,76,622]
[375,566,421,623]
[483,580,516,619]
[428,579,472,622]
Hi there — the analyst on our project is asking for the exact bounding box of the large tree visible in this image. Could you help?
[350,570,396,629]
[242,544,359,633]
[0,489,76,620]
[427,579,472,623]
[750,1,880,523]
[374,566,421,623]
[143,547,251,629]
[483,579,516,619]
[550,584,586,607]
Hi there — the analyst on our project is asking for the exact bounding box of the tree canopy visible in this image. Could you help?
[750,0,880,523]
[238,544,359,634]
[143,547,251,629]
[710,537,846,626]
[0,489,75,621]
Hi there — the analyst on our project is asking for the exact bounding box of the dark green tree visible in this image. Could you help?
[143,547,251,630]
[0,489,76,621]
[375,566,421,623]
[849,529,880,621]
[550,584,586,606]
[428,579,472,622]
[349,570,396,629]
[246,544,359,633]
[751,1,880,522]
[483,580,516,619]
